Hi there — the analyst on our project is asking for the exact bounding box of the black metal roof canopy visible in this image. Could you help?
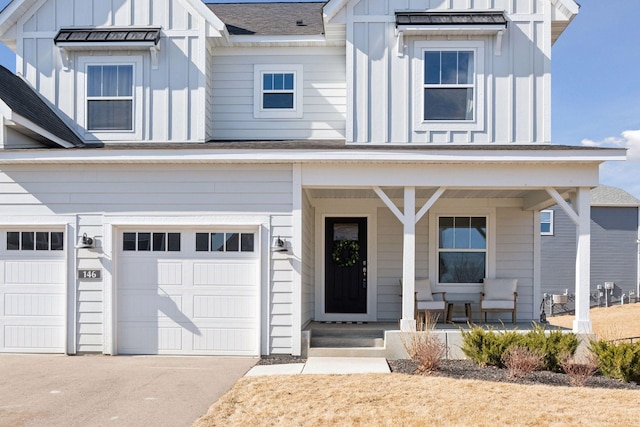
[54,28,161,45]
[396,11,507,27]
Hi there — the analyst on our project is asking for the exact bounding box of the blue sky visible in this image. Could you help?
[0,0,638,198]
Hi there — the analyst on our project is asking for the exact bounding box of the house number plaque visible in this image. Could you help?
[78,269,101,280]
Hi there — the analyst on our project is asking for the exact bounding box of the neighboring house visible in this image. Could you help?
[541,185,640,307]
[0,0,626,357]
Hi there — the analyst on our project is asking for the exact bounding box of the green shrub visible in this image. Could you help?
[521,324,579,372]
[461,326,523,367]
[461,323,579,371]
[589,340,640,383]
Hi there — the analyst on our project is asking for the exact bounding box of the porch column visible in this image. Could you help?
[400,187,416,331]
[574,187,592,334]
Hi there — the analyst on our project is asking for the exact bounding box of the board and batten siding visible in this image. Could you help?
[209,47,347,141]
[340,0,551,144]
[541,206,640,298]
[0,163,295,354]
[16,0,209,143]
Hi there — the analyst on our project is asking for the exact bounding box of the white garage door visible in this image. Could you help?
[0,230,66,353]
[117,230,260,356]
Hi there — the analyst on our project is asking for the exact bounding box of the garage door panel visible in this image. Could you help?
[4,293,65,316]
[193,328,257,353]
[193,262,257,286]
[5,261,64,285]
[4,324,64,351]
[118,292,184,321]
[193,295,256,319]
[119,260,163,289]
[118,324,184,354]
[158,262,183,286]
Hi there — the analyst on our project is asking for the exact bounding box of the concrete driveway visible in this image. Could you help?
[0,354,256,427]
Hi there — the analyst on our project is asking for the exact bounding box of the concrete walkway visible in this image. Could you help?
[245,357,390,376]
[0,354,256,427]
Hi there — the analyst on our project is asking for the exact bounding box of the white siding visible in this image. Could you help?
[301,191,315,325]
[342,0,551,144]
[0,163,295,354]
[17,0,209,143]
[496,207,535,321]
[376,206,428,321]
[210,47,346,140]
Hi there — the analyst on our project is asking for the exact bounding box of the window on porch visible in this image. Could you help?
[438,216,486,284]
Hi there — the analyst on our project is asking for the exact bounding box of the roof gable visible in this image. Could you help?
[0,66,84,148]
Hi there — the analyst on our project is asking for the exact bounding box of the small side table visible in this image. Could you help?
[446,300,474,323]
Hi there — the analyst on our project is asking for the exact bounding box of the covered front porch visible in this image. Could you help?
[288,147,624,356]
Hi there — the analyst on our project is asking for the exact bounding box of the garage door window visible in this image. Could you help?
[123,232,181,252]
[7,231,64,251]
[196,232,255,253]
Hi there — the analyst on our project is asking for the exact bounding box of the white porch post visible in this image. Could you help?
[400,187,416,331]
[573,187,592,334]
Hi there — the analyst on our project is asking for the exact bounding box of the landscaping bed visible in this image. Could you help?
[388,359,639,389]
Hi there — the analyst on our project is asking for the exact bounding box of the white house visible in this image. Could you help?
[0,0,626,357]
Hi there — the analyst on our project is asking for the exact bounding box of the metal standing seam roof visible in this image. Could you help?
[206,2,326,36]
[395,11,508,26]
[0,65,84,148]
[54,27,162,45]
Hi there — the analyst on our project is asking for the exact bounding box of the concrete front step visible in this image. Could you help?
[310,336,385,348]
[307,347,389,358]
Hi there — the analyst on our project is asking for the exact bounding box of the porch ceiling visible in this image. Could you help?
[306,187,573,201]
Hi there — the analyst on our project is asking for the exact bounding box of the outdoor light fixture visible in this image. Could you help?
[77,233,95,249]
[271,236,289,253]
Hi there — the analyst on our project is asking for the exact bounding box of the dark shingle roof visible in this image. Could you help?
[206,2,325,36]
[0,66,84,148]
[396,11,507,26]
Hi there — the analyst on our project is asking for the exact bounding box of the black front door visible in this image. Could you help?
[325,217,367,314]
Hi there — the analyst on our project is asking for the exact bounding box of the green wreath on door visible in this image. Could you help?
[331,240,360,268]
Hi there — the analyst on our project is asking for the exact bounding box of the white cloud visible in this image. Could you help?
[586,129,640,199]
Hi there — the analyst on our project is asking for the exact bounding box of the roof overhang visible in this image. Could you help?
[551,0,580,44]
[0,145,625,165]
[54,27,161,49]
[0,99,77,148]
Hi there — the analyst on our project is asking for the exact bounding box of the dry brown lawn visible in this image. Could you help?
[548,303,640,340]
[194,305,640,427]
[194,373,640,427]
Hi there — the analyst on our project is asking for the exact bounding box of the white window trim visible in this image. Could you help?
[429,207,496,292]
[540,209,554,236]
[413,40,485,132]
[253,64,303,119]
[77,55,143,141]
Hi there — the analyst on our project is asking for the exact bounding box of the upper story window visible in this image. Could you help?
[87,65,133,131]
[262,73,295,109]
[423,51,474,121]
[540,210,554,235]
[78,56,143,141]
[254,64,303,119]
[414,41,484,132]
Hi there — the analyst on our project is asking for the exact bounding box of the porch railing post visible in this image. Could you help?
[573,187,592,334]
[400,186,416,331]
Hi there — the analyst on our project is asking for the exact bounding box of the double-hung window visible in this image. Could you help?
[254,64,303,119]
[438,216,487,284]
[414,41,484,132]
[423,50,474,121]
[87,65,133,131]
